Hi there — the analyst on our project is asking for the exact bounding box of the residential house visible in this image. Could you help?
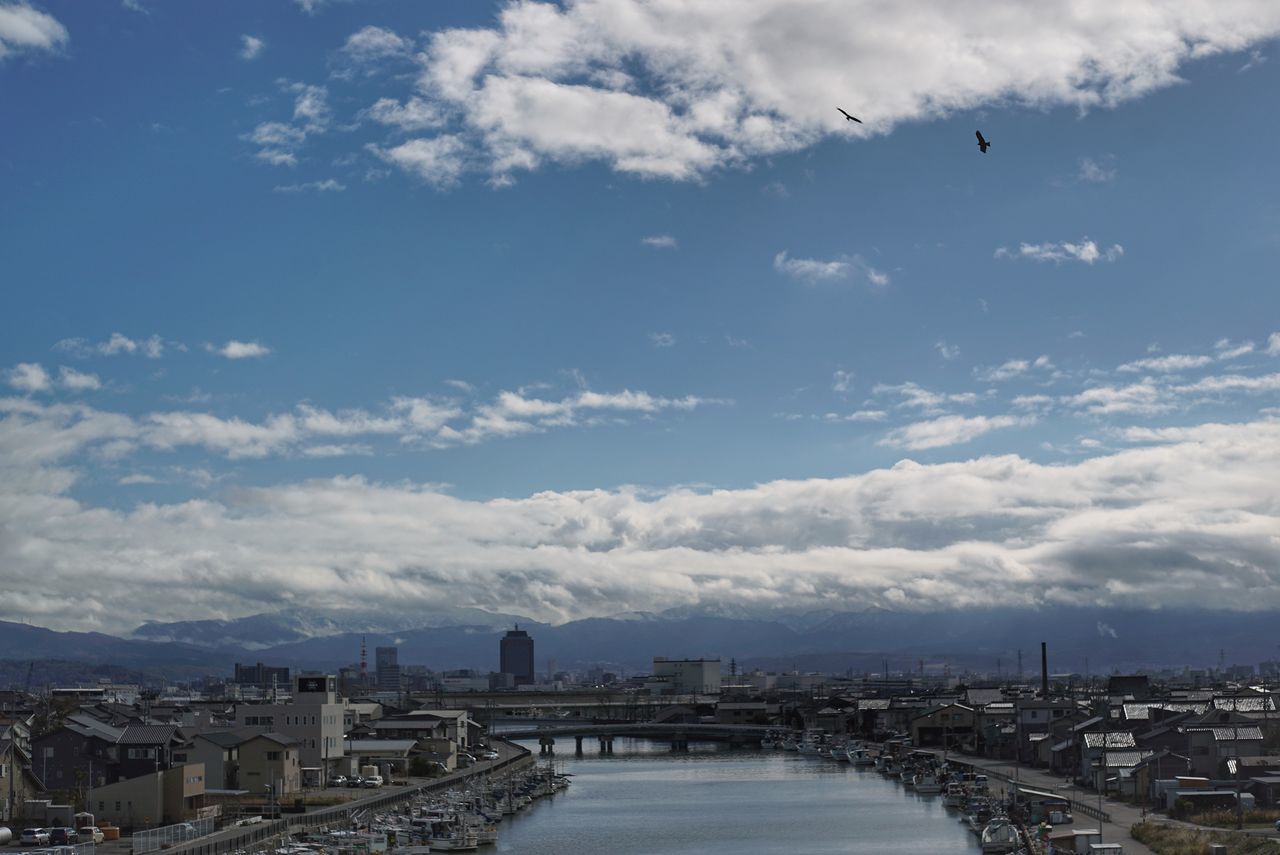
[237,734,302,796]
[89,763,206,831]
[909,703,976,750]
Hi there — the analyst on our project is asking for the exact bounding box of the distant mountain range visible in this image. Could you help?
[1,606,1274,688]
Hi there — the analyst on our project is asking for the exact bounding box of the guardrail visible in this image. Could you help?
[158,741,534,855]
[132,816,218,854]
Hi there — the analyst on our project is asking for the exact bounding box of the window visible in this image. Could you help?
[127,748,156,759]
[266,751,281,761]
[115,802,121,811]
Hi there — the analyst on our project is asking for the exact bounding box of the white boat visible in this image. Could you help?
[914,772,943,794]
[847,746,876,766]
[980,817,1020,853]
[781,736,799,752]
[942,782,966,808]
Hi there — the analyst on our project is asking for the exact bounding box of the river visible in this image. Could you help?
[493,739,980,853]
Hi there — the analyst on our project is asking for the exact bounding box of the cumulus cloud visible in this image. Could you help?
[831,369,853,393]
[244,121,307,167]
[1214,339,1254,360]
[340,25,412,64]
[1068,381,1169,415]
[364,97,444,132]
[975,355,1053,383]
[995,238,1124,264]
[774,251,888,286]
[649,332,675,348]
[273,179,346,193]
[873,382,979,415]
[0,2,68,61]
[935,340,960,361]
[879,413,1035,450]
[1117,353,1213,373]
[1268,332,1280,356]
[1078,156,1117,183]
[641,235,678,249]
[5,362,51,392]
[57,367,100,391]
[344,1,1280,185]
[370,136,467,188]
[240,35,265,61]
[209,340,271,359]
[12,402,1279,632]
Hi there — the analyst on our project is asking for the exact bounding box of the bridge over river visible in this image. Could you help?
[496,722,777,754]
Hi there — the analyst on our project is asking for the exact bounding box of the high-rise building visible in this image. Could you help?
[375,646,401,692]
[233,662,291,690]
[500,626,535,686]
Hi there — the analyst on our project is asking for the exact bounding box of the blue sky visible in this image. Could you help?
[2,1,1280,631]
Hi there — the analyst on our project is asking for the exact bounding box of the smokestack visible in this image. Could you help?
[1040,641,1049,698]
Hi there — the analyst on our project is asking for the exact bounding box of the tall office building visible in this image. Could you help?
[375,646,402,692]
[499,626,535,686]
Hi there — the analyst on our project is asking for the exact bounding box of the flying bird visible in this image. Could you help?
[975,130,991,153]
[837,108,862,124]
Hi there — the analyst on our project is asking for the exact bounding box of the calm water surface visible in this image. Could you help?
[495,739,980,853]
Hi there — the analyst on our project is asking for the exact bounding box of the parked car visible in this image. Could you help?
[49,828,79,846]
[327,774,347,787]
[21,828,50,846]
[482,750,500,761]
[361,775,384,788]
[346,775,364,788]
[457,752,476,768]
[78,827,105,844]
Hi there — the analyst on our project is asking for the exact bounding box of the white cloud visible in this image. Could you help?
[240,35,265,61]
[975,355,1052,383]
[879,413,1035,450]
[341,25,412,63]
[273,179,346,193]
[831,369,853,393]
[5,363,51,392]
[935,340,960,361]
[291,84,331,132]
[373,1,1280,185]
[57,367,100,391]
[370,136,467,188]
[1239,49,1266,72]
[995,238,1124,264]
[649,332,676,348]
[244,121,307,167]
[1174,373,1280,396]
[210,340,271,360]
[773,252,847,283]
[0,2,68,61]
[1078,156,1117,183]
[55,333,165,359]
[365,97,444,132]
[1117,353,1213,373]
[641,235,678,249]
[1214,339,1254,360]
[100,332,138,355]
[6,394,1280,630]
[1267,332,1280,356]
[873,382,978,415]
[1068,381,1169,415]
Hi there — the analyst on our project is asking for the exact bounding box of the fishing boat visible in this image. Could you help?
[979,816,1020,853]
[942,782,966,808]
[914,771,943,794]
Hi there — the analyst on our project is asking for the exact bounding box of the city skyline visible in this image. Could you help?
[2,1,1279,632]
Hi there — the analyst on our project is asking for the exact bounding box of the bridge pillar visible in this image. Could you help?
[597,736,614,754]
[539,736,555,755]
[575,735,584,756]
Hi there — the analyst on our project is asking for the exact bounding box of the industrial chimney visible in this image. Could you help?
[1040,641,1049,698]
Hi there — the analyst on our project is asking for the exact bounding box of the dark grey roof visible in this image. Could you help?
[194,728,260,748]
[117,724,179,745]
[247,732,300,747]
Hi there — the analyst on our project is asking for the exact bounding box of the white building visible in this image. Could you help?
[235,675,347,776]
[652,658,721,695]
